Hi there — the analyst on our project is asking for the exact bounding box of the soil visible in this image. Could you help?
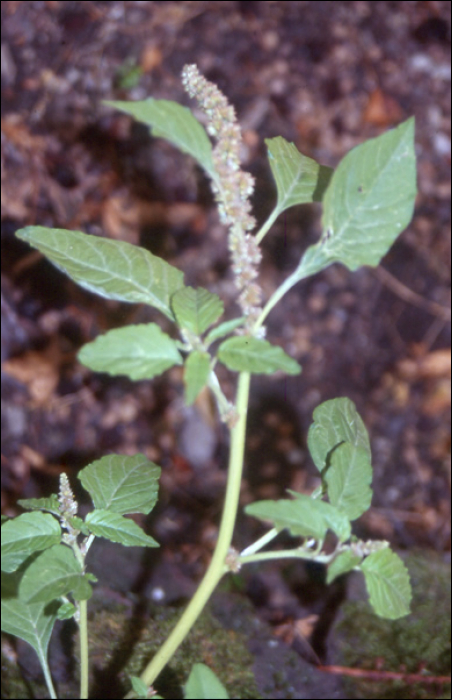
[1,2,450,698]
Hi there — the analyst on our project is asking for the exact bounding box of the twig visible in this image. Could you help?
[373,266,451,320]
[318,664,451,685]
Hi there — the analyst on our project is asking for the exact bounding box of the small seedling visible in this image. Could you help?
[2,64,416,699]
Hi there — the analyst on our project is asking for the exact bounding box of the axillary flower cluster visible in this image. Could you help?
[181,64,264,335]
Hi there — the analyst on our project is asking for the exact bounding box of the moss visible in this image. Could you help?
[334,549,451,700]
[81,593,260,698]
[2,590,260,699]
[1,651,35,699]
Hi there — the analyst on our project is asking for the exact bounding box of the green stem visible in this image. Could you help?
[239,548,333,566]
[253,244,331,332]
[254,266,304,331]
[79,599,89,699]
[207,369,235,420]
[40,657,57,700]
[255,208,281,244]
[240,528,280,556]
[135,371,251,692]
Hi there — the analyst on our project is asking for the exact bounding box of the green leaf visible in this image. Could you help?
[218,336,301,375]
[266,136,333,211]
[19,545,93,603]
[184,663,229,700]
[15,226,185,321]
[361,548,412,619]
[1,513,61,573]
[130,675,155,699]
[85,510,159,547]
[326,549,362,584]
[204,317,245,345]
[307,398,372,520]
[320,117,416,271]
[104,98,217,182]
[56,601,77,620]
[271,119,416,292]
[287,490,351,542]
[245,494,350,542]
[184,351,211,405]
[78,323,182,381]
[291,240,334,281]
[1,568,59,678]
[325,442,373,520]
[78,454,161,515]
[307,397,371,472]
[17,495,61,516]
[172,286,224,335]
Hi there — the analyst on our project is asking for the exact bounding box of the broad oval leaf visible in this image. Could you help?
[78,323,182,381]
[57,601,77,620]
[266,136,333,211]
[19,545,93,604]
[15,227,185,321]
[282,118,417,289]
[172,286,224,335]
[78,453,161,515]
[1,513,61,573]
[326,442,372,521]
[185,663,229,700]
[1,568,59,675]
[218,336,301,375]
[361,548,412,619]
[245,495,348,541]
[287,490,351,542]
[85,510,159,547]
[326,549,362,585]
[184,351,211,405]
[104,98,217,182]
[307,397,371,472]
[17,495,61,516]
[320,117,416,270]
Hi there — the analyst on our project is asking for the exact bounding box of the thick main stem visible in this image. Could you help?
[136,372,251,691]
[79,599,89,699]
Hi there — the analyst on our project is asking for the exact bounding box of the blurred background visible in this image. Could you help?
[1,2,450,698]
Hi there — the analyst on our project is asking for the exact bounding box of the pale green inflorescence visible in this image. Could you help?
[58,472,79,547]
[181,64,264,335]
[58,473,78,518]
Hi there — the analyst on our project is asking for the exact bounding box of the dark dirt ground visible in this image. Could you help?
[1,2,451,698]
